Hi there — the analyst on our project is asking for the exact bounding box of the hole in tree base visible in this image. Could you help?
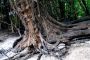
[48,41,57,44]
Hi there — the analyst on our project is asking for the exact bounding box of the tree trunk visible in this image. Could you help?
[9,0,90,54]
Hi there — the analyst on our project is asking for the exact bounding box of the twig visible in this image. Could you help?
[37,54,42,60]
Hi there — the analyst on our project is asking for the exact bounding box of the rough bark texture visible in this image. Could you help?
[9,0,90,55]
[9,0,65,51]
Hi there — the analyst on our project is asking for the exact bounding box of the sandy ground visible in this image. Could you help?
[64,42,90,60]
[0,32,90,60]
[0,33,20,60]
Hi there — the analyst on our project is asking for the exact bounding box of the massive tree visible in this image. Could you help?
[9,0,90,55]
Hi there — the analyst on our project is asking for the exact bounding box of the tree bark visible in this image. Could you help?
[9,0,90,53]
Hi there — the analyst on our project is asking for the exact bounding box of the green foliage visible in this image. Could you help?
[86,0,90,13]
[74,0,85,18]
[44,0,90,21]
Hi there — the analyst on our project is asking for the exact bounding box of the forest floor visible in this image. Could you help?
[0,30,90,60]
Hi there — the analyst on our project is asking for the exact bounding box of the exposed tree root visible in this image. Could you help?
[9,0,90,60]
